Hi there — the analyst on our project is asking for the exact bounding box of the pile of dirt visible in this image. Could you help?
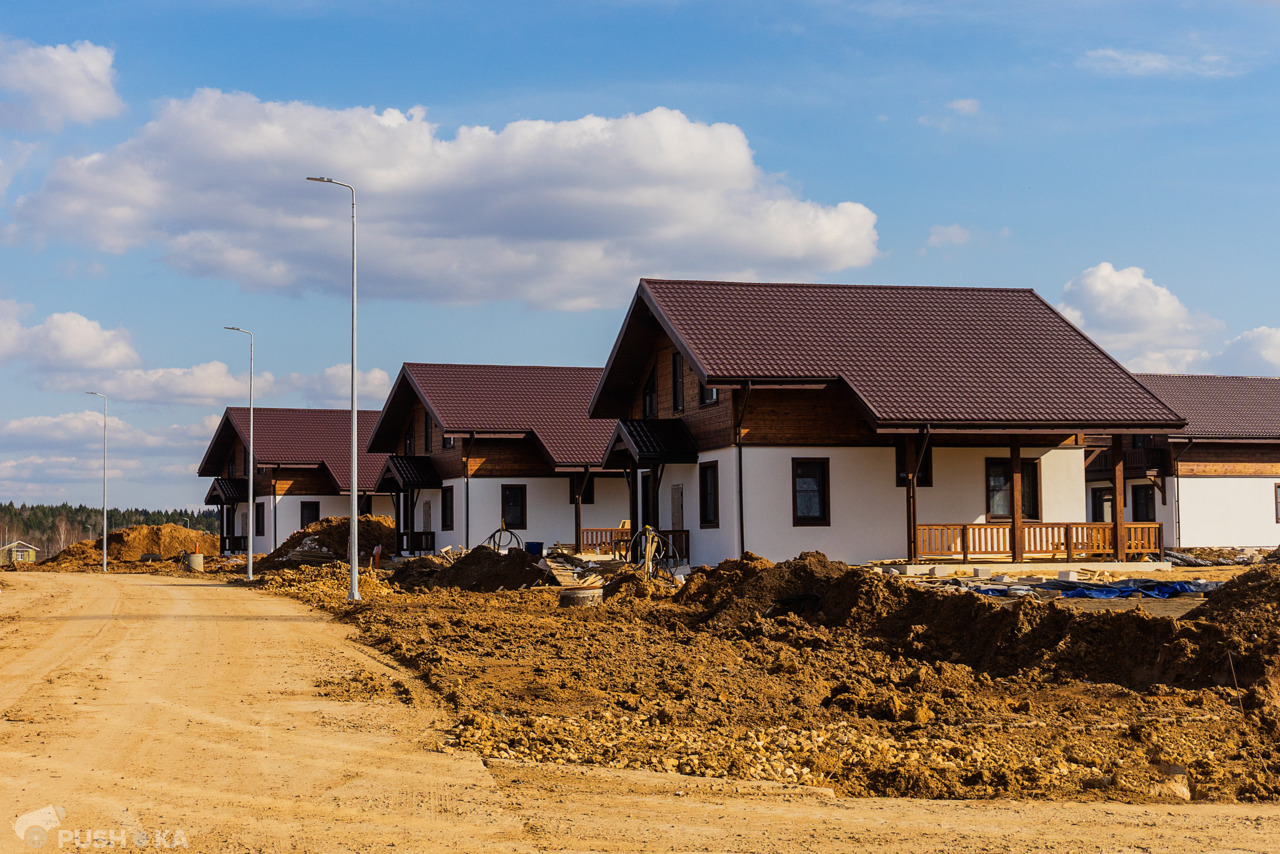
[256,515,396,570]
[316,669,414,704]
[388,555,450,591]
[37,524,217,570]
[255,562,395,606]
[417,546,556,593]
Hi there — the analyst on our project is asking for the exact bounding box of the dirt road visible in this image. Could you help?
[1,573,1278,853]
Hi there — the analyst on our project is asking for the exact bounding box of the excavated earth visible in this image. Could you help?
[252,552,1280,804]
[31,523,224,573]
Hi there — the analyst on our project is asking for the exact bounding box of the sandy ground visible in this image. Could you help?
[1,572,1279,853]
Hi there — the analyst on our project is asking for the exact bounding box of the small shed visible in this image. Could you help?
[0,541,40,566]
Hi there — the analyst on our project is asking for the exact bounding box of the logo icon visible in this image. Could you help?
[11,805,65,849]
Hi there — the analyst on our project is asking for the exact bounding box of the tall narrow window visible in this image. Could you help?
[1275,484,1280,524]
[672,352,685,413]
[424,416,431,452]
[699,462,719,528]
[300,501,320,528]
[441,486,454,531]
[1131,484,1156,523]
[403,422,415,456]
[254,502,265,538]
[642,369,657,418]
[792,458,830,527]
[502,485,527,530]
[985,458,1040,520]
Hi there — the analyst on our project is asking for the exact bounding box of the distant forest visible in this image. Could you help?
[0,503,219,557]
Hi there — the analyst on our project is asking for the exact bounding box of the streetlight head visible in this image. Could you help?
[307,176,332,183]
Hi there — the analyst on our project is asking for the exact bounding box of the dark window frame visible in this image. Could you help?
[985,457,1042,521]
[791,457,831,527]
[441,485,454,531]
[699,461,720,529]
[569,474,595,505]
[300,501,321,528]
[254,501,265,538]
[404,421,415,456]
[424,415,431,452]
[642,369,657,418]
[1131,483,1156,523]
[699,383,719,406]
[672,352,685,413]
[1275,483,1280,524]
[501,484,528,530]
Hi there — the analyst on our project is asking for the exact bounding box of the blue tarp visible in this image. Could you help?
[971,579,1219,599]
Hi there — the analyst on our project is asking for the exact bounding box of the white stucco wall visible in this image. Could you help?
[423,475,630,553]
[1173,476,1280,547]
[249,493,393,557]
[641,444,1088,567]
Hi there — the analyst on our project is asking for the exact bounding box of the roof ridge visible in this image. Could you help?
[641,278,1038,294]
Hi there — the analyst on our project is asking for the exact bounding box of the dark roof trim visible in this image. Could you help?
[205,477,248,505]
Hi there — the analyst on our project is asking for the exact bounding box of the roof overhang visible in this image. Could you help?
[376,455,444,492]
[601,419,700,469]
[204,477,248,506]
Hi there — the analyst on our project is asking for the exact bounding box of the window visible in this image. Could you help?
[1275,483,1280,524]
[227,452,236,478]
[699,462,719,528]
[424,416,432,452]
[672,352,685,413]
[300,501,320,528]
[699,383,719,406]
[1132,484,1156,523]
[358,495,373,516]
[569,474,595,505]
[403,422,415,456]
[985,458,1040,520]
[895,443,934,488]
[442,435,455,450]
[642,369,657,418]
[792,458,830,526]
[441,486,454,531]
[254,502,265,538]
[501,484,527,530]
[1132,434,1149,450]
[1091,487,1113,524]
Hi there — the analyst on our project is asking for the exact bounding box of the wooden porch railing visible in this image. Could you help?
[581,527,630,555]
[915,522,1163,562]
[397,531,436,553]
[221,535,247,554]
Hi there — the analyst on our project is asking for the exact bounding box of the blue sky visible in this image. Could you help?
[3,0,1280,509]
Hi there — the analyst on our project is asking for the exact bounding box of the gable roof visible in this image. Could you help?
[196,407,389,492]
[591,278,1185,432]
[1137,374,1280,439]
[367,363,617,467]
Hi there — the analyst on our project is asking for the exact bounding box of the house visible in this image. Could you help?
[197,407,393,555]
[588,278,1186,567]
[1085,374,1280,548]
[1,541,39,566]
[365,364,627,555]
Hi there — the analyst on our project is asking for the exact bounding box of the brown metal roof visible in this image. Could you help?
[368,364,617,467]
[591,279,1185,431]
[1136,374,1280,439]
[196,407,389,492]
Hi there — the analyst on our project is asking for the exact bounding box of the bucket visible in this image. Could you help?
[184,553,204,572]
[524,541,544,559]
[558,586,602,608]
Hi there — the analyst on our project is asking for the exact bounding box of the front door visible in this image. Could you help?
[670,484,684,531]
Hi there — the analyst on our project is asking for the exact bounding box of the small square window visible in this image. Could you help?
[699,383,719,406]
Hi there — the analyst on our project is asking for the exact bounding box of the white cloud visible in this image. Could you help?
[947,98,980,116]
[58,360,267,406]
[0,299,139,370]
[0,37,125,131]
[0,453,139,483]
[0,410,164,450]
[1079,48,1239,78]
[1058,262,1223,372]
[279,364,393,407]
[925,223,971,249]
[12,91,879,309]
[1213,327,1280,376]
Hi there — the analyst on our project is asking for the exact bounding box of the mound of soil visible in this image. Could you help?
[39,524,217,569]
[421,546,555,593]
[257,515,396,570]
[389,555,450,591]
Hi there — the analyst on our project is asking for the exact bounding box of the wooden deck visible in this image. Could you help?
[915,522,1162,562]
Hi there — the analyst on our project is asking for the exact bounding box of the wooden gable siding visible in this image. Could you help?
[254,467,337,497]
[737,387,875,446]
[426,436,554,480]
[624,334,734,449]
[226,437,245,477]
[1176,443,1280,477]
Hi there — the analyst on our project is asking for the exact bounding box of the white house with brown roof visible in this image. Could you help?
[1085,374,1280,548]
[589,279,1187,567]
[366,364,629,556]
[197,407,393,556]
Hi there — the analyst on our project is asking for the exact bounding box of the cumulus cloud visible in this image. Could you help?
[60,361,268,406]
[0,36,125,131]
[278,364,393,407]
[947,98,980,116]
[1213,327,1280,375]
[0,410,164,450]
[1079,48,1239,78]
[12,91,879,309]
[1058,262,1223,372]
[0,298,139,370]
[0,453,140,483]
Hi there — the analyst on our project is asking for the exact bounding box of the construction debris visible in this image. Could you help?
[34,524,218,571]
[256,515,396,571]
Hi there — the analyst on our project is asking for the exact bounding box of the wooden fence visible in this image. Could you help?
[915,522,1162,562]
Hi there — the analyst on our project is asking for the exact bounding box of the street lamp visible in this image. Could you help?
[224,326,255,582]
[307,176,360,601]
[85,391,107,573]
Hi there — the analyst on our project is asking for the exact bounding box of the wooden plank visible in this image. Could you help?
[1111,435,1126,561]
[1177,461,1280,477]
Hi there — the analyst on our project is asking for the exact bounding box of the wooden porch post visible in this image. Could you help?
[392,488,402,555]
[904,437,918,562]
[1010,444,1024,562]
[1112,434,1127,561]
[574,469,586,555]
[626,464,639,561]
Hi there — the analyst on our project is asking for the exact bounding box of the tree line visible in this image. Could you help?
[0,503,219,557]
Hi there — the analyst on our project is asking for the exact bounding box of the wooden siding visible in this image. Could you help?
[1175,443,1280,477]
[255,467,336,496]
[737,387,874,446]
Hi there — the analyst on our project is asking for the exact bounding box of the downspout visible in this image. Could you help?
[1172,438,1194,549]
[735,381,753,559]
[464,431,475,549]
[271,465,280,552]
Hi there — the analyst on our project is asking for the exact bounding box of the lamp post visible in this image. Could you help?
[85,391,107,573]
[306,176,360,601]
[224,326,255,582]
